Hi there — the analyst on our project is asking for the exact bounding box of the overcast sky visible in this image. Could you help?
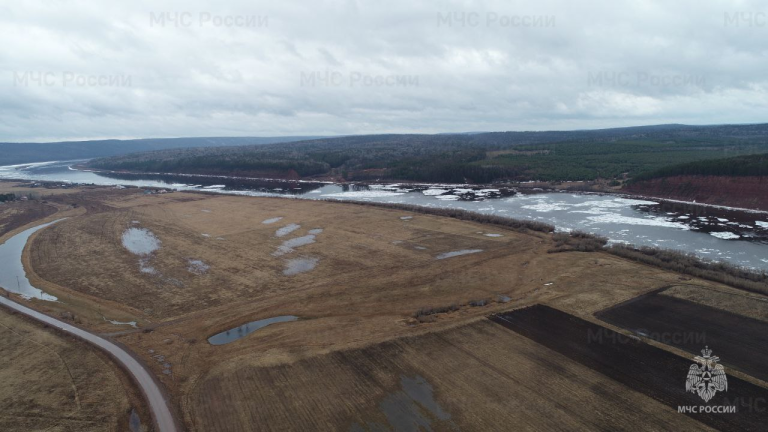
[1,0,766,142]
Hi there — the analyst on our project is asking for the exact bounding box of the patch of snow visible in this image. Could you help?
[262,217,283,224]
[484,233,503,237]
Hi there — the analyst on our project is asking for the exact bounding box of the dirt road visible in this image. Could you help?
[0,296,179,432]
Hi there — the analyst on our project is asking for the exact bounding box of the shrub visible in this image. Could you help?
[607,244,768,295]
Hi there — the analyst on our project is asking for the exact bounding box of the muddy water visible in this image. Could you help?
[0,219,64,300]
[208,315,299,345]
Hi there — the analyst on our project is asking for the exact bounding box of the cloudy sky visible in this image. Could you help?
[1,0,766,142]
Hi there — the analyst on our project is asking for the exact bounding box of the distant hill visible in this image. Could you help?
[84,124,768,183]
[0,136,329,166]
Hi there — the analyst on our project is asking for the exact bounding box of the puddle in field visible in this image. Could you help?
[0,219,65,301]
[104,317,138,328]
[262,217,283,224]
[435,249,483,260]
[187,259,210,275]
[128,408,142,432]
[352,375,454,432]
[122,228,161,255]
[208,315,299,345]
[122,228,162,275]
[283,257,319,275]
[273,234,317,256]
[275,223,301,237]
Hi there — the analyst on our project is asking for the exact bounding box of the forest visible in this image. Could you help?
[85,124,768,184]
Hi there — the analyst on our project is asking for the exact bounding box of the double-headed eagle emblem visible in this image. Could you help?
[686,346,728,402]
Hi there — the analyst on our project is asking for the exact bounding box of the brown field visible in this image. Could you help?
[190,318,714,431]
[662,284,768,322]
[0,308,148,432]
[597,291,768,384]
[2,182,764,431]
[494,305,768,431]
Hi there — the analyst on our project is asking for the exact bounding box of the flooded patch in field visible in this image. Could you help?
[354,374,454,432]
[0,219,64,301]
[138,258,156,274]
[187,259,210,275]
[208,315,299,345]
[435,249,483,260]
[121,228,161,255]
[275,223,301,237]
[283,257,319,275]
[262,217,283,224]
[128,408,142,432]
[273,234,317,256]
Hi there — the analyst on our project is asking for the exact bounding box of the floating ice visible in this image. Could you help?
[586,214,689,230]
[323,191,404,198]
[523,203,568,212]
[756,221,768,229]
[422,188,448,196]
[709,232,740,240]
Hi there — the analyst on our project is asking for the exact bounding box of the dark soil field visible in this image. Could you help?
[596,291,768,384]
[492,305,768,432]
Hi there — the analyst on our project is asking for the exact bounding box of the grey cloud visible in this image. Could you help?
[1,0,766,141]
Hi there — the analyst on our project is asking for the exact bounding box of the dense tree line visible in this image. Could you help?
[631,153,768,182]
[86,127,768,184]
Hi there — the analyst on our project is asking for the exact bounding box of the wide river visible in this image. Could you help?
[2,160,767,270]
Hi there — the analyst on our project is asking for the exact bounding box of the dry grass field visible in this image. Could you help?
[189,319,714,431]
[0,308,148,432]
[2,182,763,431]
